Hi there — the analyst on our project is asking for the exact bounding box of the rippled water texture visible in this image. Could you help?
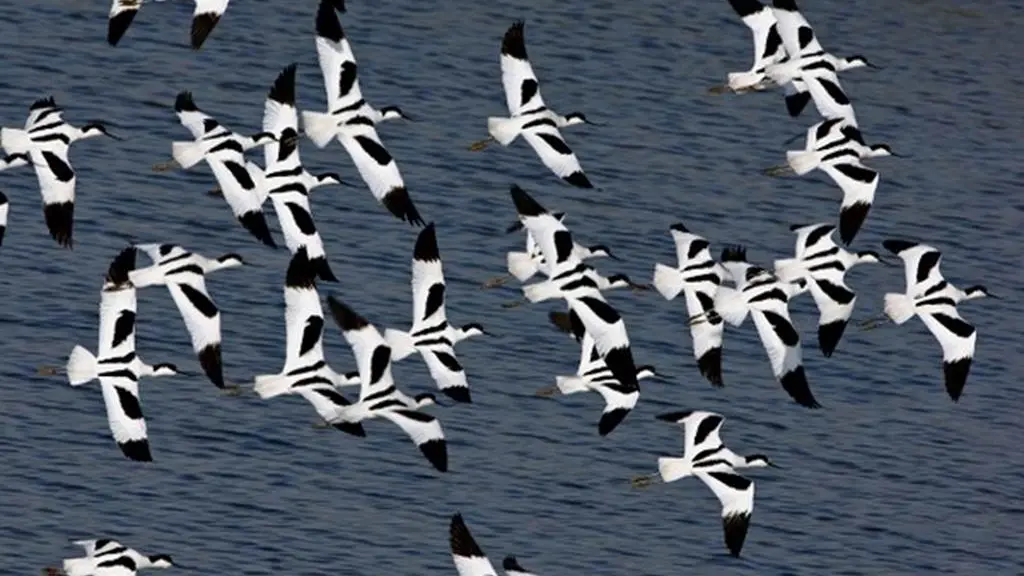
[0,0,1022,574]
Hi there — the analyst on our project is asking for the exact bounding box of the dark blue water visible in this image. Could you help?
[1,0,1022,573]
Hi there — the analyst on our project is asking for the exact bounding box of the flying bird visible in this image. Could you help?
[54,538,179,576]
[470,21,596,188]
[450,513,538,576]
[709,0,785,95]
[107,0,235,50]
[652,222,728,386]
[773,223,885,357]
[383,224,488,403]
[324,295,448,472]
[0,97,118,248]
[61,247,180,462]
[129,243,244,390]
[302,0,422,225]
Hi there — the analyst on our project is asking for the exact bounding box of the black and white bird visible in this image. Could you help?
[450,514,537,576]
[383,224,488,403]
[538,314,658,436]
[166,91,278,247]
[774,223,884,357]
[56,538,178,576]
[259,64,343,281]
[710,0,785,94]
[323,295,448,472]
[302,0,422,225]
[874,240,993,401]
[107,0,241,50]
[129,243,243,390]
[632,410,777,558]
[470,21,595,188]
[709,246,820,408]
[63,248,180,463]
[0,97,118,248]
[652,223,728,387]
[254,251,362,428]
[510,185,640,391]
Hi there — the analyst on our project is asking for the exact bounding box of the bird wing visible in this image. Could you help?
[748,296,819,407]
[450,514,498,576]
[819,159,878,245]
[575,331,602,375]
[883,241,944,295]
[191,0,230,49]
[695,469,755,557]
[97,286,138,358]
[728,0,784,72]
[174,92,218,140]
[23,97,65,131]
[771,0,823,58]
[338,127,405,200]
[568,294,638,391]
[670,228,713,270]
[295,383,352,423]
[378,409,447,472]
[684,412,726,457]
[107,0,141,45]
[270,195,326,259]
[73,539,122,557]
[421,348,469,397]
[283,278,326,369]
[523,214,579,279]
[802,70,857,127]
[327,298,396,403]
[791,222,837,260]
[99,374,152,462]
[28,147,76,246]
[807,268,856,326]
[411,224,448,327]
[683,288,726,387]
[918,305,977,401]
[500,21,546,116]
[166,274,221,355]
[262,64,299,166]
[522,122,591,187]
[315,0,364,111]
[207,158,266,217]
[803,118,846,151]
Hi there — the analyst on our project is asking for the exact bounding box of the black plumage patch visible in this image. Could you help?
[818,78,851,105]
[118,439,152,462]
[598,407,631,436]
[277,128,298,162]
[41,150,74,182]
[916,251,942,284]
[223,160,255,189]
[520,79,538,108]
[501,21,528,59]
[316,0,345,41]
[175,91,198,112]
[333,421,366,436]
[381,186,424,226]
[442,385,471,403]
[284,202,317,235]
[687,239,710,260]
[779,367,821,408]
[327,296,368,331]
[269,64,297,105]
[414,223,440,261]
[510,185,546,216]
[943,358,972,402]
[30,96,57,111]
[748,288,788,305]
[882,239,916,256]
[310,256,337,283]
[721,245,747,262]
[521,116,556,131]
[418,438,448,472]
[602,347,638,391]
[817,320,847,358]
[722,512,751,557]
[932,313,975,339]
[548,310,584,340]
[180,284,218,318]
[785,89,811,117]
[762,310,800,347]
[369,346,391,384]
[694,414,724,445]
[563,171,593,188]
[106,247,137,285]
[115,386,144,420]
[553,230,574,263]
[43,201,74,248]
[107,9,138,46]
[299,317,325,357]
[697,347,724,387]
[433,350,464,373]
[797,26,815,49]
[764,24,783,57]
[339,62,359,98]
[198,344,224,388]
[285,249,316,288]
[815,279,856,305]
[503,557,529,573]
[354,135,392,165]
[112,310,136,349]
[536,132,572,156]
[423,284,446,320]
[202,118,220,134]
[237,211,277,248]
[450,514,484,558]
[835,163,877,184]
[577,296,622,325]
[190,12,221,50]
[805,223,835,248]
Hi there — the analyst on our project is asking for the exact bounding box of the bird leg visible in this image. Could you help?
[37,366,63,376]
[219,384,244,397]
[151,160,179,172]
[41,568,64,576]
[707,84,732,95]
[468,137,494,151]
[858,315,890,331]
[311,419,333,430]
[631,474,662,489]
[207,188,224,197]
[763,164,794,177]
[630,282,652,293]
[687,310,720,326]
[480,275,512,289]
[535,385,559,398]
[501,298,529,309]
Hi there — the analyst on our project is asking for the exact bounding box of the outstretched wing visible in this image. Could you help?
[315,0,363,111]
[166,273,223,387]
[99,376,152,462]
[107,0,140,46]
[29,147,76,248]
[695,469,755,557]
[918,305,977,401]
[411,224,447,326]
[500,21,546,116]
[749,300,820,408]
[819,158,878,246]
[191,0,230,50]
[326,296,396,402]
[422,348,470,401]
[337,128,423,226]
[522,122,592,188]
[379,409,448,472]
[803,68,858,127]
[728,0,784,73]
[263,63,300,166]
[450,514,498,576]
[790,222,837,260]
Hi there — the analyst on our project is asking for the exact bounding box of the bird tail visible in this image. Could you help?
[713,287,749,327]
[786,149,823,175]
[652,263,685,300]
[0,128,32,155]
[554,375,589,395]
[383,328,418,361]
[253,373,292,399]
[63,557,93,576]
[171,140,206,169]
[727,71,764,91]
[66,345,97,386]
[657,456,693,483]
[301,110,339,149]
[883,293,916,325]
[523,280,561,303]
[506,251,538,282]
[773,258,806,283]
[487,116,522,146]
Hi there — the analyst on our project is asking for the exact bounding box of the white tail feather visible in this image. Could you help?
[786,150,823,175]
[657,456,693,483]
[727,71,764,91]
[523,280,561,303]
[507,251,539,282]
[383,328,418,362]
[253,373,293,399]
[171,140,207,169]
[487,116,522,146]
[884,293,916,325]
[66,345,97,386]
[773,258,806,283]
[127,266,165,289]
[0,128,33,155]
[301,111,339,149]
[652,263,685,300]
[713,286,749,327]
[555,375,589,395]
[63,557,94,576]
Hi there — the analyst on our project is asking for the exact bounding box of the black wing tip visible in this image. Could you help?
[509,185,547,217]
[943,358,971,402]
[882,239,916,255]
[198,344,225,388]
[285,249,318,289]
[413,222,441,262]
[43,201,74,248]
[333,421,366,436]
[237,211,277,248]
[442,386,472,404]
[503,556,527,572]
[656,410,694,423]
[838,202,872,245]
[30,96,58,111]
[106,246,138,285]
[326,294,369,332]
[501,21,528,60]
[785,91,812,117]
[382,186,424,226]
[548,310,581,340]
[721,245,747,263]
[697,348,725,387]
[329,0,346,12]
[316,0,345,41]
[817,321,848,358]
[107,10,137,46]
[598,408,631,436]
[505,219,525,234]
[190,12,221,50]
[310,255,338,283]
[449,514,485,557]
[174,91,198,113]
[772,0,800,11]
[563,171,593,189]
[670,222,689,233]
[0,190,8,204]
[723,512,751,557]
[268,64,298,106]
[779,367,821,408]
[119,439,153,462]
[420,439,448,472]
[602,347,639,390]
[727,0,768,18]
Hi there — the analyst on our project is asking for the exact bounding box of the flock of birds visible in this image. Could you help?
[0,0,993,573]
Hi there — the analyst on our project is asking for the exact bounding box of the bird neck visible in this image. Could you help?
[452,327,475,344]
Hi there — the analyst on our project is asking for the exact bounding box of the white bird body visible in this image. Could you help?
[65,248,178,462]
[652,223,727,386]
[722,0,786,91]
[129,243,242,390]
[62,538,176,576]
